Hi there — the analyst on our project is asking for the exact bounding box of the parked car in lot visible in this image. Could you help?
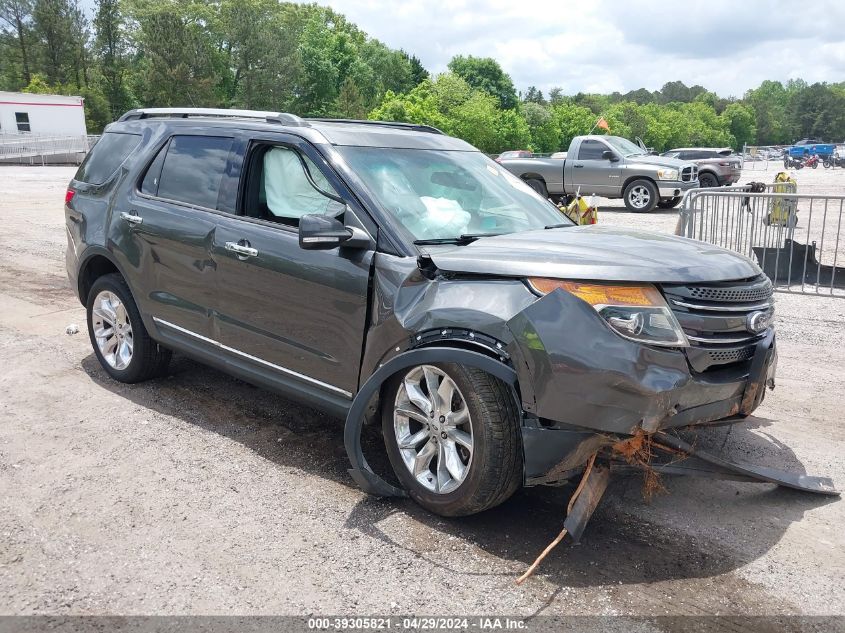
[495,150,533,162]
[661,147,742,188]
[66,109,777,517]
[498,135,699,212]
[787,139,835,159]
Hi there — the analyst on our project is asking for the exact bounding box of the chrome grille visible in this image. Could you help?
[681,166,695,182]
[662,275,774,372]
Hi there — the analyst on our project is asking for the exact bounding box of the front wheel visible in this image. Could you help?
[698,172,719,188]
[623,179,659,212]
[382,363,522,516]
[811,161,818,169]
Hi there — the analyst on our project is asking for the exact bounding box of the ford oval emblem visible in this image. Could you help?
[746,311,771,334]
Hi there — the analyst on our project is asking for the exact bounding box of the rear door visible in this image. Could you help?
[568,139,621,196]
[210,133,376,402]
[120,133,234,339]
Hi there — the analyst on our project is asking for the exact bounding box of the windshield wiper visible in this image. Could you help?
[544,223,572,229]
[413,233,505,246]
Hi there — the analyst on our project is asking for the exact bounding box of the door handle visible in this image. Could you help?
[120,211,143,225]
[573,164,584,168]
[225,241,259,257]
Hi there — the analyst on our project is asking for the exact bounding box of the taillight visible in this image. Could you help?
[65,189,75,205]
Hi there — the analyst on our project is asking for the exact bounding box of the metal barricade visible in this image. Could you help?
[676,187,845,297]
[0,134,91,164]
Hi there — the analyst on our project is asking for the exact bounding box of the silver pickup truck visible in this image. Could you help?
[499,135,699,212]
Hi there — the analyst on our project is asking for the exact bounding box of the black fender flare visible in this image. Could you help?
[345,346,519,497]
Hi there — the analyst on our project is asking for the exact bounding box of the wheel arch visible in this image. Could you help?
[345,346,522,498]
[519,172,546,184]
[77,248,127,305]
[622,174,657,194]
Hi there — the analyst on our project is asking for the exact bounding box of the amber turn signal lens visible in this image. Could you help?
[528,279,664,307]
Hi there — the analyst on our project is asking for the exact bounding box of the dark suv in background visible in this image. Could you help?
[66,109,778,517]
[661,147,742,188]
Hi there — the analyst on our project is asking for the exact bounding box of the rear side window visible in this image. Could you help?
[156,135,233,209]
[75,132,142,185]
[577,140,608,160]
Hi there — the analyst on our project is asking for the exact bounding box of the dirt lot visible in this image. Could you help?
[1,165,844,620]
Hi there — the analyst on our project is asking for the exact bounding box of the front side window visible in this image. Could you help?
[256,146,338,225]
[577,140,609,160]
[15,112,30,132]
[156,135,233,209]
[337,147,567,242]
[74,132,142,185]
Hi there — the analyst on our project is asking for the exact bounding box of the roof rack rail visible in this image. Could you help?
[118,108,308,127]
[307,118,444,135]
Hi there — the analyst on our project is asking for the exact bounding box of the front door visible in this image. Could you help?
[569,138,621,196]
[211,137,375,400]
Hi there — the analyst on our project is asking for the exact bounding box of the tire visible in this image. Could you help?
[784,159,790,169]
[524,178,549,199]
[382,363,522,517]
[623,179,659,213]
[823,158,832,169]
[698,172,718,188]
[86,273,172,383]
[795,162,803,170]
[657,196,682,209]
[811,161,818,169]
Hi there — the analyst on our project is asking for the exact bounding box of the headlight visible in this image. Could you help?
[528,279,689,347]
[656,168,679,180]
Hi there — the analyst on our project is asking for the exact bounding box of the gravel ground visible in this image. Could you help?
[0,165,843,620]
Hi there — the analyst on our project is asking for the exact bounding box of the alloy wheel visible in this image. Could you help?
[92,291,134,370]
[629,185,651,209]
[393,365,474,494]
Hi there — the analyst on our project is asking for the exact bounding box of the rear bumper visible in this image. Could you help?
[658,180,698,198]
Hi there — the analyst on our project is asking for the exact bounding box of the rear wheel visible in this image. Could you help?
[623,179,659,212]
[382,363,522,516]
[86,273,171,383]
[657,196,682,209]
[524,178,549,199]
[698,172,718,188]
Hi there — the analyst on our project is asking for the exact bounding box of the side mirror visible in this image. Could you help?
[602,150,619,162]
[298,214,369,250]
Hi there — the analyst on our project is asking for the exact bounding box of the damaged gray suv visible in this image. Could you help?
[67,108,795,518]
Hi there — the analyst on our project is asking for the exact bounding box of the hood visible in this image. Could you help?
[625,154,692,170]
[424,225,761,283]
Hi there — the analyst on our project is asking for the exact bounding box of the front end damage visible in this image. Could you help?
[344,253,838,521]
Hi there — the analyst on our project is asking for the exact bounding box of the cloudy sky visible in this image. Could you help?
[318,0,845,97]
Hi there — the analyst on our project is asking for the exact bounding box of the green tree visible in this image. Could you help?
[402,50,428,86]
[522,85,545,105]
[722,102,756,149]
[335,76,366,119]
[521,101,559,152]
[93,0,132,118]
[32,0,76,85]
[447,54,518,109]
[0,0,33,85]
[550,102,596,148]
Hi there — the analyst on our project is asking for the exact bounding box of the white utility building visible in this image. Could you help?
[0,91,87,136]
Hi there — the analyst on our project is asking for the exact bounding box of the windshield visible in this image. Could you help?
[336,147,570,242]
[604,136,646,157]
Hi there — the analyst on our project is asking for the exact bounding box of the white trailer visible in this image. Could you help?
[0,92,89,164]
[0,91,86,136]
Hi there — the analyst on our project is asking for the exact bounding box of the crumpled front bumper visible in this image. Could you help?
[507,288,777,482]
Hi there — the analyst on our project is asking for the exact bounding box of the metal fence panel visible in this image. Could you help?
[0,134,91,164]
[676,188,845,297]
